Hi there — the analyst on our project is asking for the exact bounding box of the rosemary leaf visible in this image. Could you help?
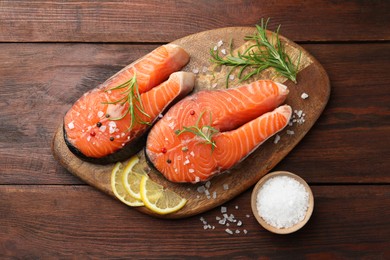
[210,18,300,88]
[102,72,150,131]
[175,111,219,151]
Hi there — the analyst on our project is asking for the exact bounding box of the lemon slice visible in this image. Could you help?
[140,176,187,215]
[123,156,147,200]
[111,162,144,207]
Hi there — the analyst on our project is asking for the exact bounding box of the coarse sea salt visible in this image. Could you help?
[256,176,309,229]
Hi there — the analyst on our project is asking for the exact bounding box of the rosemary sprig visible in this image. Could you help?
[103,72,150,130]
[210,18,301,88]
[175,111,219,151]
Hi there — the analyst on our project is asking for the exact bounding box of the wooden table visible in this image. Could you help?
[1,1,389,258]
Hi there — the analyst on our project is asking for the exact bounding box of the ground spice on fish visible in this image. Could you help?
[256,176,309,229]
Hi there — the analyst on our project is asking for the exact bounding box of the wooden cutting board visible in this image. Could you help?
[52,27,330,219]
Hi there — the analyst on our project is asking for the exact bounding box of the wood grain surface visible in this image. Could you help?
[1,0,389,42]
[1,0,390,258]
[52,27,330,218]
[1,185,389,258]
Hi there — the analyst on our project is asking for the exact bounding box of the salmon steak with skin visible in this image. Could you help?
[64,44,194,164]
[146,80,292,183]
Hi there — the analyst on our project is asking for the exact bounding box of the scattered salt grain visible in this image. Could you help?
[229,74,235,80]
[67,121,75,129]
[217,40,223,47]
[200,205,248,235]
[189,168,195,173]
[301,92,309,99]
[87,136,91,142]
[97,111,104,118]
[273,134,281,144]
[286,130,295,135]
[225,228,233,235]
[223,184,229,190]
[183,159,190,165]
[295,110,303,118]
[213,46,218,51]
[108,121,117,134]
[256,176,309,229]
[158,113,163,119]
[212,83,218,89]
[205,181,211,189]
[192,68,199,74]
[99,125,107,132]
[202,66,208,73]
[221,49,227,55]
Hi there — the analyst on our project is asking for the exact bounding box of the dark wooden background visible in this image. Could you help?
[1,0,389,258]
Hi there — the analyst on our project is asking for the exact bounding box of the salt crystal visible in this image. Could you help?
[212,191,217,199]
[256,175,309,229]
[202,66,208,73]
[205,181,211,189]
[67,121,75,129]
[221,49,226,55]
[190,151,195,157]
[158,114,163,119]
[301,92,309,99]
[99,125,107,132]
[287,130,295,135]
[192,68,199,74]
[212,83,218,89]
[87,136,91,142]
[243,229,248,234]
[221,206,227,213]
[97,111,104,118]
[237,220,242,226]
[223,184,229,190]
[213,46,218,51]
[229,74,235,80]
[184,159,190,165]
[219,219,226,225]
[108,121,117,134]
[189,168,195,173]
[225,228,233,235]
[273,134,281,144]
[296,110,303,118]
[217,40,223,47]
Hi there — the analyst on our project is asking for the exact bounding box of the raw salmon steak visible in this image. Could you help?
[64,44,194,164]
[146,80,292,183]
